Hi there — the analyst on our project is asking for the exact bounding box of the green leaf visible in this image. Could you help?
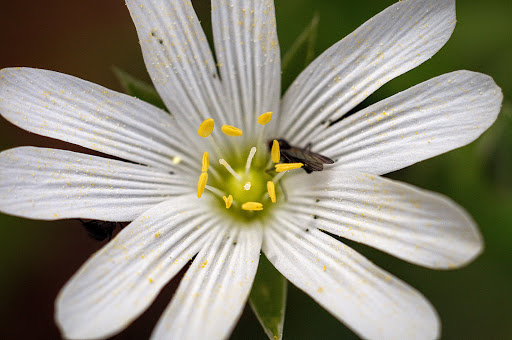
[249,253,287,340]
[281,13,320,75]
[112,66,167,111]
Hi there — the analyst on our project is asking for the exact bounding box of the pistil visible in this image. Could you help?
[245,147,257,176]
[219,159,242,182]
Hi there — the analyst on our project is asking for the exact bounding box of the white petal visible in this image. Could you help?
[212,0,281,138]
[263,218,439,340]
[284,170,483,269]
[278,0,456,144]
[0,68,197,170]
[0,147,192,221]
[314,71,503,174]
[152,221,263,340]
[56,196,217,339]
[126,0,228,137]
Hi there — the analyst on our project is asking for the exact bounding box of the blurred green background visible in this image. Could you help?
[0,0,511,339]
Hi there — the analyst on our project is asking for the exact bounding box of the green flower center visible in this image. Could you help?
[194,113,304,221]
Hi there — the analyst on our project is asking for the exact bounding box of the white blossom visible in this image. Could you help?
[0,0,502,339]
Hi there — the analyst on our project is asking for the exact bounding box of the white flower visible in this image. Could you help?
[0,0,503,339]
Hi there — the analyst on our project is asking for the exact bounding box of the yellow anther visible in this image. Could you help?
[257,111,273,125]
[197,172,208,198]
[223,195,233,209]
[271,140,280,163]
[267,181,276,203]
[275,163,304,172]
[221,125,243,137]
[242,202,264,211]
[198,118,215,137]
[201,152,209,172]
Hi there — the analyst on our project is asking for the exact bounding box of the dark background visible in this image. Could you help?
[0,0,511,339]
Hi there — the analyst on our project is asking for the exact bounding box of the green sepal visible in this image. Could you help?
[112,67,167,111]
[281,13,320,75]
[249,253,287,340]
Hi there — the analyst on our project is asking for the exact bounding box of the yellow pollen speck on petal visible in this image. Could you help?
[267,181,276,203]
[172,156,182,165]
[223,195,233,209]
[221,125,243,137]
[322,265,326,272]
[202,152,209,172]
[198,118,215,137]
[201,260,208,268]
[271,140,280,163]
[275,163,304,172]
[149,278,154,283]
[258,111,273,125]
[242,202,263,211]
[197,172,208,198]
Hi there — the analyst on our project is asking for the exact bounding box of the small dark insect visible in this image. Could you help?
[269,139,334,173]
[78,219,122,241]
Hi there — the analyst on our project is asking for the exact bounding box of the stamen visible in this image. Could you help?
[172,156,182,165]
[272,171,286,183]
[275,163,304,172]
[223,195,233,209]
[245,147,257,176]
[205,185,226,198]
[244,182,251,190]
[267,181,276,203]
[207,136,224,163]
[256,112,274,151]
[197,172,208,198]
[242,202,264,211]
[198,118,215,137]
[257,111,273,125]
[221,125,243,137]
[219,159,242,181]
[271,140,280,163]
[202,152,209,172]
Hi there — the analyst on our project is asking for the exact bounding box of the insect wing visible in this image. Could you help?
[270,139,334,173]
[305,150,334,165]
[281,147,325,172]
